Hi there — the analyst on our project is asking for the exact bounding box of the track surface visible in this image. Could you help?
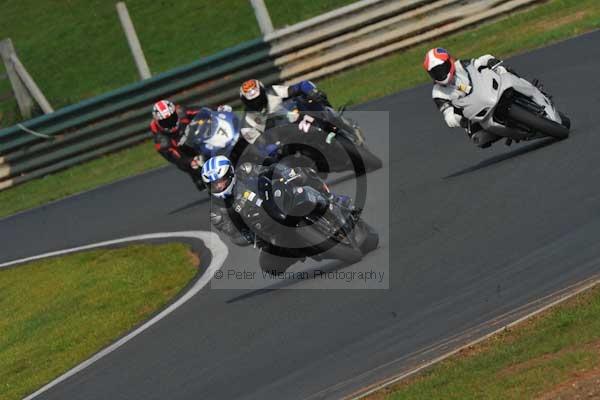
[2,31,600,399]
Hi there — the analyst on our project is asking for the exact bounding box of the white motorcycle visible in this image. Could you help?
[454,62,570,143]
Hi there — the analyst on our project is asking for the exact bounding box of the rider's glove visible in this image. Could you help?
[265,143,280,157]
[443,107,463,128]
[286,110,300,123]
[474,54,495,70]
[240,127,262,144]
[190,155,204,170]
[289,81,331,107]
[486,58,502,69]
[326,131,336,144]
[231,230,255,247]
[475,54,507,73]
[210,211,223,226]
[486,58,508,74]
[217,104,232,113]
[155,135,171,151]
[295,80,318,96]
[307,90,330,106]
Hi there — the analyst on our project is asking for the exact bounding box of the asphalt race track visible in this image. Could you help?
[2,31,600,400]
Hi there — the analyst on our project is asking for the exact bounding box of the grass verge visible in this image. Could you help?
[265,0,353,28]
[365,283,600,400]
[0,0,354,126]
[0,143,165,219]
[320,0,600,106]
[0,243,198,400]
[0,0,599,219]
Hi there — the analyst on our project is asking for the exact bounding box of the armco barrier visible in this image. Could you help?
[0,0,542,190]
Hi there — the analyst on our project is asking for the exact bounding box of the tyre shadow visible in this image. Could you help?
[444,137,560,179]
[168,197,210,215]
[225,259,349,303]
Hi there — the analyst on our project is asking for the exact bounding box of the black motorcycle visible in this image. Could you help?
[233,165,378,275]
[263,97,383,176]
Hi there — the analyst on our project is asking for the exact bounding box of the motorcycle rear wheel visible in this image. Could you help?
[355,220,379,255]
[337,135,383,174]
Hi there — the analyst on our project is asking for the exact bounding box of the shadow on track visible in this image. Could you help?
[168,197,210,215]
[444,137,559,179]
[226,260,348,303]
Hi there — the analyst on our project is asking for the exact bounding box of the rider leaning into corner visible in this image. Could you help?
[200,155,355,270]
[424,48,526,148]
[238,79,332,144]
[150,99,231,189]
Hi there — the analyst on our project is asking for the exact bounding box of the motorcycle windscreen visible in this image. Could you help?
[453,65,502,121]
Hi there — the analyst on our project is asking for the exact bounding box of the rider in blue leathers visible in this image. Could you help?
[183,106,280,184]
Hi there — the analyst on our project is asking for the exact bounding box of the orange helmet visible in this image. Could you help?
[240,79,268,112]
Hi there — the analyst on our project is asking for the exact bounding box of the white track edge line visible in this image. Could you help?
[349,275,600,400]
[2,231,228,400]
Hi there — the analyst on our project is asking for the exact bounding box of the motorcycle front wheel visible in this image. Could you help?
[507,104,570,140]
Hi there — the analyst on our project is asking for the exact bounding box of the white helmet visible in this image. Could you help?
[423,48,456,85]
[201,156,236,199]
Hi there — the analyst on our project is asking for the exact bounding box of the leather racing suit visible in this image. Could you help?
[241,81,331,144]
[432,55,509,148]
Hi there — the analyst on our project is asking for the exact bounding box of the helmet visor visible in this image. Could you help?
[241,80,261,100]
[429,61,451,82]
[209,168,234,194]
[158,112,178,130]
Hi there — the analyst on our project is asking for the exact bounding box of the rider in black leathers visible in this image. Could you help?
[201,156,352,271]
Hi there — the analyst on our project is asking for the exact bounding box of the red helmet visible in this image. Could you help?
[152,100,179,132]
[423,48,456,85]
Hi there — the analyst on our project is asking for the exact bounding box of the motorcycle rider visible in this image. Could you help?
[238,79,331,144]
[423,48,513,148]
[201,155,355,271]
[199,155,252,247]
[151,99,232,188]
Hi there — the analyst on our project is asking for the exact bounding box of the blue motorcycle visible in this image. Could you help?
[179,107,240,161]
[181,107,279,178]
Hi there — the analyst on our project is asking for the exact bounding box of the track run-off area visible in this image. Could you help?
[1,31,600,399]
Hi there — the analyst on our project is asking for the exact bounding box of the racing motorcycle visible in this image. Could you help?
[454,62,570,143]
[180,107,277,189]
[179,107,240,164]
[263,97,383,175]
[233,165,379,275]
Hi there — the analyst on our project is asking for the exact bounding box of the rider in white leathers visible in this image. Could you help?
[424,48,510,148]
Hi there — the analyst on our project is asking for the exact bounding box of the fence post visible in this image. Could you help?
[0,38,34,118]
[250,0,274,36]
[10,54,54,114]
[116,2,152,80]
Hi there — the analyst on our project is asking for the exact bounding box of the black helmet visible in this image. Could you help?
[240,79,268,112]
